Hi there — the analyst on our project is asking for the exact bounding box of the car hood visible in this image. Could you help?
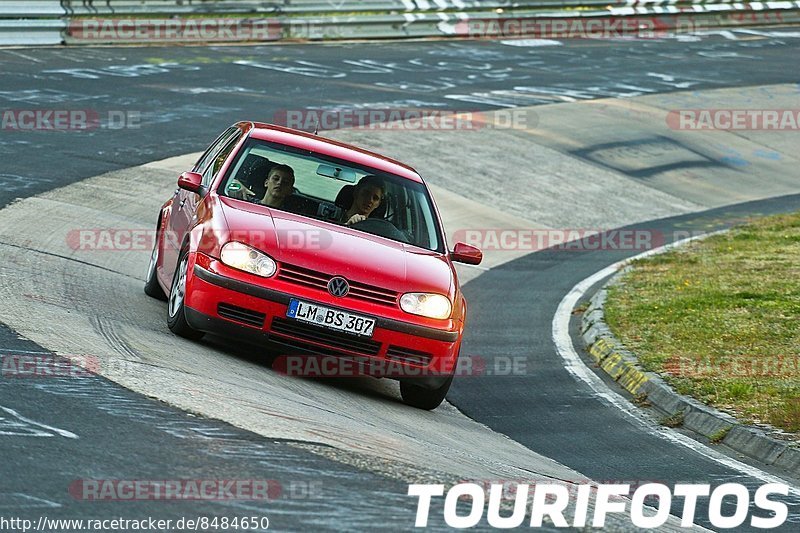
[219,199,453,295]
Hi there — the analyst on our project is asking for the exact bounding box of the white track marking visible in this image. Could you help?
[0,405,78,439]
[0,493,62,509]
[500,39,563,47]
[2,50,42,63]
[552,234,800,495]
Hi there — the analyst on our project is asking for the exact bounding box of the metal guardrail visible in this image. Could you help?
[0,19,65,45]
[277,3,800,41]
[1,0,799,46]
[0,1,64,17]
[0,0,63,45]
[0,0,779,19]
[58,0,627,16]
[52,0,769,16]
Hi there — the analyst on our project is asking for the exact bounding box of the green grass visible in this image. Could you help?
[604,211,800,435]
[661,411,685,428]
[709,426,733,444]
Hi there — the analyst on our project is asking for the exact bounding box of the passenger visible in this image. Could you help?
[258,164,295,208]
[343,175,385,226]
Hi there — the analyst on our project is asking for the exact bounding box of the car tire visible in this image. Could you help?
[144,234,168,300]
[167,249,204,340]
[400,375,453,410]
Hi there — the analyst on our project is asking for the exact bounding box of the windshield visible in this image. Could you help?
[218,138,444,253]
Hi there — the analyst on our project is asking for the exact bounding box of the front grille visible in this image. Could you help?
[270,317,381,356]
[385,346,433,367]
[277,264,328,291]
[217,303,265,329]
[277,263,398,306]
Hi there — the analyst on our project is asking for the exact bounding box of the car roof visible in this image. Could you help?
[246,122,423,183]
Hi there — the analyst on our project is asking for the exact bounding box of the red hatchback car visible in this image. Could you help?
[145,122,482,409]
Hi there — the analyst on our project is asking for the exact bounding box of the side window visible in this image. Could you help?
[202,132,241,187]
[192,127,238,175]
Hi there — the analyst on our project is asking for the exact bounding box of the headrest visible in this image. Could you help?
[237,154,275,198]
[334,184,355,210]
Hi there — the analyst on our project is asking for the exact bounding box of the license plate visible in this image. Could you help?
[286,299,376,337]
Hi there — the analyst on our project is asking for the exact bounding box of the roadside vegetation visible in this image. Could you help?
[604,211,800,436]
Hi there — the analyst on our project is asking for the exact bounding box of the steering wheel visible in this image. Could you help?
[350,218,410,243]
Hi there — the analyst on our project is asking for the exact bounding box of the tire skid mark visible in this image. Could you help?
[90,315,141,362]
[0,241,140,281]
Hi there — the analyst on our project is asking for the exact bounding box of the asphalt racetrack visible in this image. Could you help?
[1,31,800,531]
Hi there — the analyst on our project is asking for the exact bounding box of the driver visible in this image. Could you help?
[259,164,295,208]
[228,164,295,209]
[343,175,385,226]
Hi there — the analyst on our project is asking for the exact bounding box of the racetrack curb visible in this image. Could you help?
[581,269,800,479]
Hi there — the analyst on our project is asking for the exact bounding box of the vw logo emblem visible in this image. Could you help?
[327,276,350,298]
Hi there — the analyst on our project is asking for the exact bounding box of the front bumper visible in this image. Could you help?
[184,256,460,389]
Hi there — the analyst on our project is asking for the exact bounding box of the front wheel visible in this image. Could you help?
[400,375,453,410]
[167,250,204,340]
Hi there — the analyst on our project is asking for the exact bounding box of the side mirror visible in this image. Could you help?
[451,242,483,265]
[177,171,203,194]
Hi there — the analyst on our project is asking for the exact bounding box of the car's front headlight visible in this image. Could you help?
[399,293,452,319]
[220,242,277,278]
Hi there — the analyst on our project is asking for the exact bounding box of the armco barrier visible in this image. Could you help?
[59,1,626,16]
[0,1,64,17]
[0,19,65,45]
[1,1,800,47]
[53,0,789,16]
[60,2,800,44]
[0,0,63,45]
